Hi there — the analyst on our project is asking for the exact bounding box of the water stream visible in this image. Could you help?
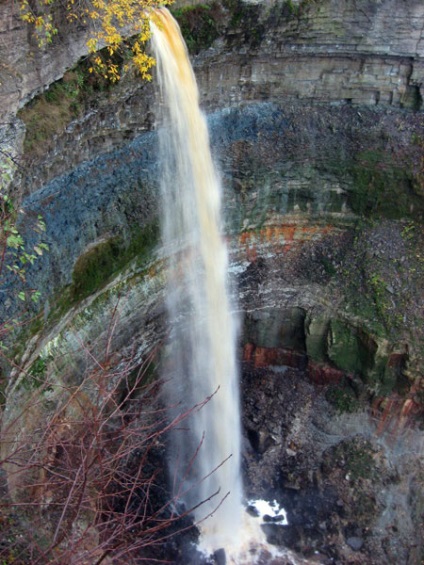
[150,10,296,563]
[151,8,242,553]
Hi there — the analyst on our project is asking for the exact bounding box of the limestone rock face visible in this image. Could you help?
[1,0,424,121]
[1,0,423,203]
[196,0,424,110]
[0,0,90,118]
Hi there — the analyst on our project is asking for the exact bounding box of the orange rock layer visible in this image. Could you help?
[238,223,335,260]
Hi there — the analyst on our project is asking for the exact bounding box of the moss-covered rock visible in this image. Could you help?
[172,2,226,53]
[69,222,159,304]
[327,320,377,375]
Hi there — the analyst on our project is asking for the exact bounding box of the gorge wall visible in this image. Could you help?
[2,0,424,120]
[1,0,424,563]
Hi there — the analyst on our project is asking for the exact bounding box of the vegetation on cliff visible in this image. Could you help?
[19,0,170,82]
[0,341,202,564]
[0,158,49,346]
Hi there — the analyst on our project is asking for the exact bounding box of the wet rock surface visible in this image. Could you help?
[241,362,424,564]
[2,98,423,561]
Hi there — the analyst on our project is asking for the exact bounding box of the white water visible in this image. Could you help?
[151,8,242,551]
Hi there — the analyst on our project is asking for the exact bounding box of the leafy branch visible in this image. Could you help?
[19,0,175,82]
[0,151,49,353]
[1,162,48,299]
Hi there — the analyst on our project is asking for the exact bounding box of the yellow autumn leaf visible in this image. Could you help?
[20,0,170,82]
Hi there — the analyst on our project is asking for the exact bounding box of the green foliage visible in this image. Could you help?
[29,355,48,379]
[20,0,163,81]
[326,382,359,413]
[54,221,159,314]
[1,162,48,289]
[15,354,54,391]
[171,3,225,54]
[0,153,49,353]
[1,209,48,296]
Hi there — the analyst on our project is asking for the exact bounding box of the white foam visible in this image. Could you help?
[198,500,298,564]
[248,498,289,525]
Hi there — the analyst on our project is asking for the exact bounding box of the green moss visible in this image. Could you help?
[172,2,225,54]
[325,151,423,221]
[401,85,423,111]
[369,355,410,397]
[16,354,54,392]
[366,271,390,322]
[338,222,402,339]
[350,167,391,217]
[29,356,48,379]
[343,281,387,339]
[19,76,82,156]
[223,0,265,47]
[320,256,337,276]
[345,446,375,481]
[305,316,329,363]
[325,437,377,482]
[328,320,377,375]
[348,152,419,219]
[0,366,7,407]
[18,51,127,158]
[71,238,122,302]
[351,491,378,525]
[283,0,312,17]
[326,381,359,413]
[285,0,297,14]
[0,221,160,368]
[54,221,159,318]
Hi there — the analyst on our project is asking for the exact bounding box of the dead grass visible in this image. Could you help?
[18,72,83,159]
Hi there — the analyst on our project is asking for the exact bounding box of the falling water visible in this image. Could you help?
[150,8,242,553]
[150,11,300,564]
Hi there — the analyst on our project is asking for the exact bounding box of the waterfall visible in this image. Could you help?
[150,8,242,552]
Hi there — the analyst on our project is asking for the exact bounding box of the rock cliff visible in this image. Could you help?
[1,0,424,119]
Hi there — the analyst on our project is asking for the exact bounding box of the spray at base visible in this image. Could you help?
[196,499,306,565]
